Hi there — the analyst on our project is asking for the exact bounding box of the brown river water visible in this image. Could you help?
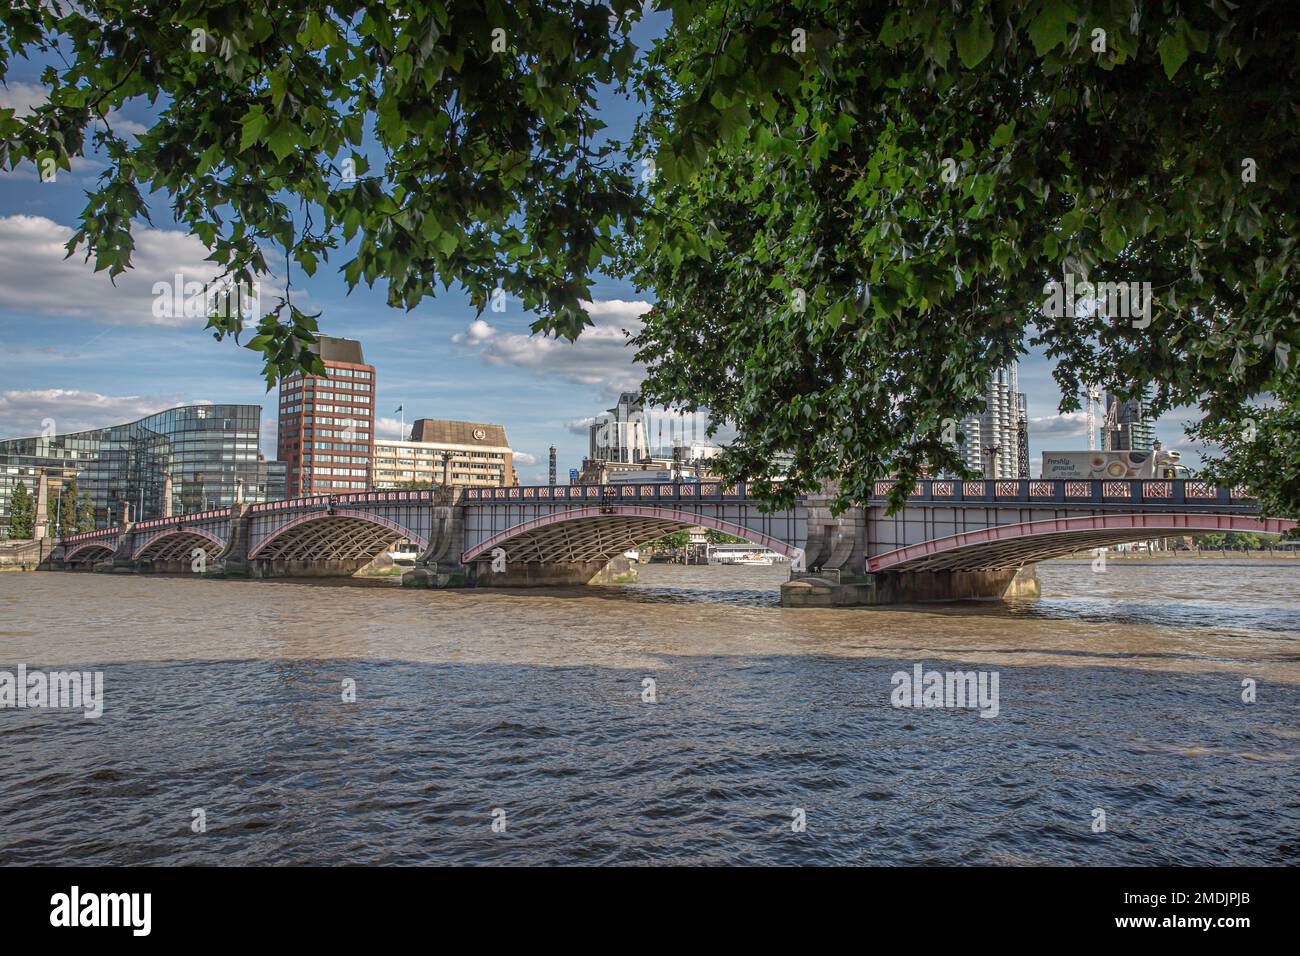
[1,561,1297,865]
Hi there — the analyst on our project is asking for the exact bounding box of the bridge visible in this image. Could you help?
[48,478,1293,606]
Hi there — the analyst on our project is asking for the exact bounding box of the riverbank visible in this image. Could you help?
[1052,550,1300,564]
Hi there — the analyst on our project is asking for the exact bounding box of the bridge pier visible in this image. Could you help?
[249,558,375,578]
[473,556,637,587]
[218,503,252,576]
[781,565,1040,607]
[859,565,1041,605]
[402,556,637,589]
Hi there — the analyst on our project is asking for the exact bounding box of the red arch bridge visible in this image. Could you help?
[50,478,1293,606]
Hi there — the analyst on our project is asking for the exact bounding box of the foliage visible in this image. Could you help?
[54,478,81,536]
[3,1,1296,515]
[1190,378,1300,528]
[0,0,645,387]
[1192,531,1272,549]
[7,480,34,539]
[77,490,96,533]
[649,529,690,549]
[705,529,746,544]
[625,0,1297,514]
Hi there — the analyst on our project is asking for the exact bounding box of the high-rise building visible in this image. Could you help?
[590,392,649,464]
[0,404,285,534]
[371,419,517,489]
[1103,385,1156,452]
[956,363,1028,478]
[277,335,375,496]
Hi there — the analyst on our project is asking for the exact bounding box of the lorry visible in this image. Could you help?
[607,469,682,483]
[1039,449,1190,480]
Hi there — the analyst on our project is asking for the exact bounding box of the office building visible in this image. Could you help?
[0,404,285,535]
[590,392,650,464]
[277,335,376,495]
[372,419,517,488]
[1103,385,1156,452]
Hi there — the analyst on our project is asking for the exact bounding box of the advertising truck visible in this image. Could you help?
[1039,449,1189,480]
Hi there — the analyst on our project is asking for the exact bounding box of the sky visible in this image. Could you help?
[0,16,1209,484]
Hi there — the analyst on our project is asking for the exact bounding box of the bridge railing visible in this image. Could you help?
[869,478,1253,507]
[58,478,1256,543]
[462,481,755,503]
[59,505,236,545]
[247,489,453,514]
[460,478,1251,507]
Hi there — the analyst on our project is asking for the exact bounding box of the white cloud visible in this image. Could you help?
[1029,411,1090,440]
[566,416,596,435]
[0,215,286,327]
[0,82,48,117]
[453,298,651,399]
[0,81,147,135]
[373,416,409,440]
[512,450,539,466]
[457,318,495,345]
[0,389,210,438]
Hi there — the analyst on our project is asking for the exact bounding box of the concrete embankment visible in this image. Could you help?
[0,540,46,571]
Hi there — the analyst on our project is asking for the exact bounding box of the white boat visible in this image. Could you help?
[732,553,773,566]
[623,549,641,562]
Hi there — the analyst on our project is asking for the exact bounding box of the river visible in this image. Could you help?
[1,561,1297,865]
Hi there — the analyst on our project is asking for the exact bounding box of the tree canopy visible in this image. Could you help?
[7,480,34,539]
[2,1,1296,514]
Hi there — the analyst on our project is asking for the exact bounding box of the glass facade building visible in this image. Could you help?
[1104,385,1157,452]
[0,404,286,535]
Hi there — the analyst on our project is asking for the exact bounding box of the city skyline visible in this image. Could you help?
[0,231,1203,483]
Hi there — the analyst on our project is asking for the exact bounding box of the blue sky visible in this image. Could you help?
[0,15,1205,483]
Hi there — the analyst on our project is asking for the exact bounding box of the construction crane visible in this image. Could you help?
[1084,384,1102,451]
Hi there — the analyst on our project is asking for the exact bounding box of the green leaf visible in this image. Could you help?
[1157,26,1189,79]
[435,230,458,256]
[956,11,995,68]
[1028,1,1075,56]
[267,121,297,162]
[239,108,269,152]
[989,121,1016,148]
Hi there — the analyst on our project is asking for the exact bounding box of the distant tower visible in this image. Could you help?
[548,446,557,486]
[1016,394,1030,478]
[1085,384,1102,451]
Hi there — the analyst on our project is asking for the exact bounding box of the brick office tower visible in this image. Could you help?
[276,335,376,496]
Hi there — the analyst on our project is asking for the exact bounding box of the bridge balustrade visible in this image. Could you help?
[59,478,1257,542]
[870,478,1252,508]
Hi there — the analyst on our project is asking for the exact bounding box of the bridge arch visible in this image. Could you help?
[464,505,800,565]
[63,541,116,563]
[868,513,1297,573]
[132,527,226,562]
[249,508,429,562]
